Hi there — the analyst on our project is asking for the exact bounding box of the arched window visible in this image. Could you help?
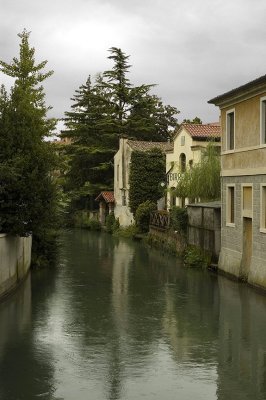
[180,153,186,172]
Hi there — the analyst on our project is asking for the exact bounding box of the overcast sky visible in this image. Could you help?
[1,0,266,130]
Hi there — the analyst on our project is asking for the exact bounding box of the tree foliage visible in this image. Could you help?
[182,116,202,124]
[129,149,165,215]
[62,47,179,209]
[0,30,59,265]
[173,142,221,201]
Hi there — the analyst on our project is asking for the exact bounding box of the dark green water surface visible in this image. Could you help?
[0,230,266,400]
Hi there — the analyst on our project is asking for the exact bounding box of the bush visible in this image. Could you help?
[88,219,101,231]
[72,210,101,231]
[105,212,120,233]
[113,224,139,238]
[169,206,188,234]
[135,201,157,233]
[183,246,211,268]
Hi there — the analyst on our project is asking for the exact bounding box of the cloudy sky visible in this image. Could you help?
[1,0,266,129]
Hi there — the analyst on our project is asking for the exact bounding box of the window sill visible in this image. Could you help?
[226,222,235,228]
[260,228,266,234]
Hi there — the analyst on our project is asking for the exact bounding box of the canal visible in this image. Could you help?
[0,229,266,400]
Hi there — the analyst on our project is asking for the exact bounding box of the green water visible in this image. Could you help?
[0,229,266,400]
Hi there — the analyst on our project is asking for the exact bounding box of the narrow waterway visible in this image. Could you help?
[0,230,266,400]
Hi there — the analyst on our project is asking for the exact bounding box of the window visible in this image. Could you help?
[180,153,186,172]
[242,185,252,218]
[227,185,235,225]
[226,110,235,150]
[260,185,266,232]
[181,136,185,146]
[117,164,119,182]
[260,97,266,145]
[121,189,126,206]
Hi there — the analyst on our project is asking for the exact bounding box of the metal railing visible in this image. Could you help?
[150,211,170,231]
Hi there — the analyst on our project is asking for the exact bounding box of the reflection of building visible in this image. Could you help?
[166,123,221,209]
[114,138,173,226]
[217,276,266,400]
[209,75,266,288]
[0,274,31,362]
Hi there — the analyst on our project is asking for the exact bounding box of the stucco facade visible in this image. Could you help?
[114,138,172,227]
[209,74,266,289]
[166,124,221,209]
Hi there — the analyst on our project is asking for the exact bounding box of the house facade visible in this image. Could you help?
[166,123,221,209]
[209,74,266,289]
[114,138,173,227]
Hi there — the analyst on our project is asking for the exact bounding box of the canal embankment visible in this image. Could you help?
[0,234,32,299]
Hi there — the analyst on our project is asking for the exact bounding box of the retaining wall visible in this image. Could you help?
[187,202,221,262]
[0,234,32,298]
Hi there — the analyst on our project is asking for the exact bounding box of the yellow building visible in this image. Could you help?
[209,74,266,289]
[166,123,221,209]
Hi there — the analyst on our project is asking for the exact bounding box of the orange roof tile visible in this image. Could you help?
[95,191,114,203]
[182,123,221,139]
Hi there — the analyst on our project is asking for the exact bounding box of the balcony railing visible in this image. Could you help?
[150,211,170,231]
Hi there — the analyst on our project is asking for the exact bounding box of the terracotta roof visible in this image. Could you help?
[127,140,173,152]
[208,74,266,105]
[182,123,221,139]
[95,191,114,203]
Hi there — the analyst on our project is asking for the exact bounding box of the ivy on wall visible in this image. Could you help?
[129,149,166,215]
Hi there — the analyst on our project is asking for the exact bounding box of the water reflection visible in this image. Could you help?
[0,230,266,399]
[0,272,57,400]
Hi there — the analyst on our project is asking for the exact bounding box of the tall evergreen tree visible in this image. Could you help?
[62,47,179,209]
[0,30,58,265]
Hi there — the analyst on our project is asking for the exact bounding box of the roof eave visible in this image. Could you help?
[208,78,266,108]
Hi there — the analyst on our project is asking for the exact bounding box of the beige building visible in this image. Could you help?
[114,138,173,227]
[166,123,221,209]
[209,74,266,289]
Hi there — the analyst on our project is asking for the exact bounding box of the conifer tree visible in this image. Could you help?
[62,47,179,209]
[0,30,58,265]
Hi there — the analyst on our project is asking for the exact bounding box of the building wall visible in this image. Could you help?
[114,139,134,226]
[219,175,266,289]
[166,127,218,209]
[0,234,32,298]
[187,203,221,262]
[218,89,266,289]
[221,91,266,175]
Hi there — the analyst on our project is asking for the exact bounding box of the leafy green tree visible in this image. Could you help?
[174,142,221,201]
[62,47,179,210]
[0,30,59,265]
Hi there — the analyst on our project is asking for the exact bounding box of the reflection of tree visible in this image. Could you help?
[0,272,57,400]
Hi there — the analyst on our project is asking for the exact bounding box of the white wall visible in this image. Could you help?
[0,234,32,298]
[114,139,134,226]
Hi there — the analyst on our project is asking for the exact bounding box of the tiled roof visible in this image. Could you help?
[127,140,173,152]
[208,74,266,105]
[95,191,114,203]
[183,123,221,139]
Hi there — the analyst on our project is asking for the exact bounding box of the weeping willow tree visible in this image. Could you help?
[174,142,221,201]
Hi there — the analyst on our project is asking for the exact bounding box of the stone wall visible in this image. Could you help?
[187,202,221,262]
[0,234,32,298]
